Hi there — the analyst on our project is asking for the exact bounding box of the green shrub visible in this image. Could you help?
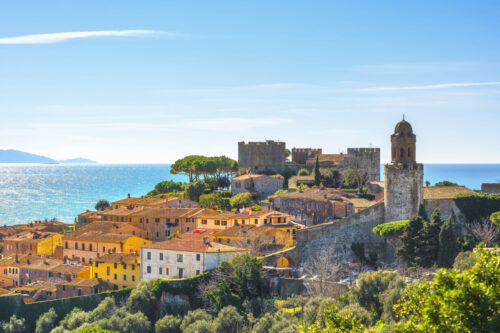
[453,251,477,271]
[491,211,500,226]
[373,220,410,239]
[454,193,500,223]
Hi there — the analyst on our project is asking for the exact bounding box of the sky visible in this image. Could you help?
[1,1,500,164]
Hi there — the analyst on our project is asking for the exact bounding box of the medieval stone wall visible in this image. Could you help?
[274,197,330,225]
[296,202,396,264]
[343,148,381,181]
[424,199,467,235]
[384,163,423,222]
[291,148,322,165]
[238,140,286,173]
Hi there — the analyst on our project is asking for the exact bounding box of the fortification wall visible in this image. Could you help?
[296,202,395,264]
[238,140,286,173]
[384,163,423,222]
[291,148,322,165]
[344,148,381,181]
[424,199,467,235]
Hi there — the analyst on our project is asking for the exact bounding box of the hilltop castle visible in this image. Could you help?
[238,141,380,181]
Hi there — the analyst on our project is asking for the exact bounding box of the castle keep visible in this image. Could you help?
[238,140,286,173]
[384,119,423,222]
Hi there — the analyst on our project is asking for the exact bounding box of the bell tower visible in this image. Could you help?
[384,117,423,222]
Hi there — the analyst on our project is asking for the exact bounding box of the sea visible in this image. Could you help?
[0,163,499,225]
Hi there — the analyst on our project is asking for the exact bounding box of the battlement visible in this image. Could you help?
[238,140,285,147]
[347,147,380,154]
[292,148,322,153]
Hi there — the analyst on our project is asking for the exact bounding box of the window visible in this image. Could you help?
[103,246,106,252]
[123,274,127,281]
[78,289,82,296]
[400,148,404,159]
[82,257,85,263]
[408,147,412,158]
[166,268,169,275]
[218,238,221,243]
[123,264,127,270]
[155,218,160,223]
[75,242,78,250]
[222,220,227,226]
[147,266,151,274]
[187,227,190,232]
[196,254,201,261]
[95,273,98,278]
[89,244,93,251]
[227,239,231,244]
[215,220,220,225]
[264,219,268,224]
[114,274,117,280]
[159,267,162,275]
[132,275,135,282]
[65,242,68,249]
[202,219,207,225]
[196,270,200,275]
[107,267,110,275]
[160,253,163,260]
[140,218,143,223]
[247,239,251,244]
[146,219,149,223]
[114,263,117,269]
[156,232,159,238]
[254,219,258,224]
[177,254,183,263]
[178,268,184,278]
[147,252,151,260]
[82,243,85,251]
[242,220,245,224]
[132,264,135,270]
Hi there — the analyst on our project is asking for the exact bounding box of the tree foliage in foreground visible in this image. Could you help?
[394,245,500,332]
[95,199,111,211]
[491,211,500,226]
[373,220,409,240]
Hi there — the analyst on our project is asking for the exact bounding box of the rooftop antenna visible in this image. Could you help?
[403,113,405,121]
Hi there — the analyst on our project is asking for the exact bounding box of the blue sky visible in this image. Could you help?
[1,1,500,163]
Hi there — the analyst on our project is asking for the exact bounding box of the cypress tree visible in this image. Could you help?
[438,212,460,268]
[418,204,429,221]
[398,216,425,266]
[418,209,443,267]
[314,156,321,186]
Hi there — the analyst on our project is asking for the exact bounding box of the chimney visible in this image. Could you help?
[127,193,131,198]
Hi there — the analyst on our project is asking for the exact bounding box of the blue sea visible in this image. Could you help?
[0,163,498,225]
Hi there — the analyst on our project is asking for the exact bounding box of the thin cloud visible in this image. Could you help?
[361,81,500,92]
[0,30,174,44]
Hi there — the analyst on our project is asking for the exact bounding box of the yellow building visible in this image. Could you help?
[196,209,292,230]
[213,223,300,255]
[91,253,140,288]
[3,232,62,257]
[63,222,151,264]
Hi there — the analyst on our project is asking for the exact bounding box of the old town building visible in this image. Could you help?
[3,232,62,257]
[231,174,284,198]
[91,253,140,288]
[140,231,245,280]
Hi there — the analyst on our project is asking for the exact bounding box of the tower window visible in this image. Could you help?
[400,148,404,159]
[408,148,411,158]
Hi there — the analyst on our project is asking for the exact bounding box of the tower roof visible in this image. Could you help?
[394,118,413,135]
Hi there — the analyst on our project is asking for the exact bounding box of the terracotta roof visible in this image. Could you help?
[349,198,378,209]
[4,231,59,242]
[142,232,245,253]
[21,258,61,270]
[95,253,139,265]
[0,254,31,267]
[78,210,99,217]
[63,222,127,241]
[0,287,12,296]
[423,186,475,200]
[231,174,266,181]
[197,209,291,220]
[129,207,208,219]
[275,188,351,202]
[20,281,58,292]
[100,206,145,217]
[112,197,166,206]
[215,224,290,238]
[49,264,88,275]
[57,278,102,287]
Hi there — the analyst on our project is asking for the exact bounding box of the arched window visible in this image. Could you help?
[400,148,404,159]
[392,148,396,159]
[408,147,412,158]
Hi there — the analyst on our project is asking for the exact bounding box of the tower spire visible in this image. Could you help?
[403,113,405,121]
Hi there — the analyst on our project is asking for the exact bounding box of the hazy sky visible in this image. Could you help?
[1,1,500,163]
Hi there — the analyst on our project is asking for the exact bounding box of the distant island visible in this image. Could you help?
[58,158,97,164]
[0,149,97,164]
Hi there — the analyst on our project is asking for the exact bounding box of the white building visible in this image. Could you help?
[140,231,245,280]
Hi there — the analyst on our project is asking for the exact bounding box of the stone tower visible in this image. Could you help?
[384,118,423,222]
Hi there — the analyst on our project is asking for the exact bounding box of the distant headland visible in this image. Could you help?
[0,149,97,164]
